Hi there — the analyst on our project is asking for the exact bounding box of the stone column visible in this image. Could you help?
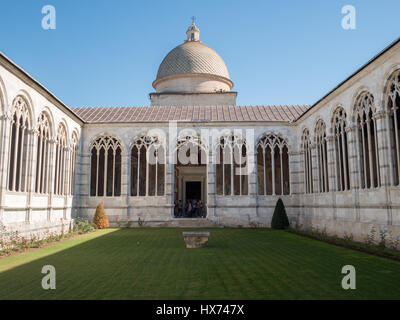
[25,129,36,223]
[125,148,131,218]
[0,114,11,223]
[374,109,392,225]
[120,151,129,217]
[311,144,319,193]
[72,133,88,218]
[165,150,174,218]
[375,110,391,187]
[62,145,70,220]
[347,125,360,222]
[247,150,257,197]
[288,151,303,195]
[326,135,337,192]
[347,125,359,190]
[206,150,216,218]
[78,149,91,213]
[47,138,56,221]
[247,149,258,219]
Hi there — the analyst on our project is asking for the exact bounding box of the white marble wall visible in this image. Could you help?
[2,40,400,244]
[0,57,82,238]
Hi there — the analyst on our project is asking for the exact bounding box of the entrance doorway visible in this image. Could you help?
[174,135,207,218]
[186,181,201,201]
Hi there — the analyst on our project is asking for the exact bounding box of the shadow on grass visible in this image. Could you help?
[0,228,399,300]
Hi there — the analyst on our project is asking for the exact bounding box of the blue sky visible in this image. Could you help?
[0,0,399,107]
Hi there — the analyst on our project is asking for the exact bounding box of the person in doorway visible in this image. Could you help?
[187,201,192,217]
[174,200,178,217]
[197,200,203,218]
[178,200,183,217]
[184,201,189,217]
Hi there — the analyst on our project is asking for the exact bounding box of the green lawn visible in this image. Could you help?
[0,228,399,300]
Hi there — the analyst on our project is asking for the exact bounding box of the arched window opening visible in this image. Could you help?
[216,135,248,196]
[90,136,122,197]
[257,134,290,195]
[332,107,350,191]
[386,71,400,186]
[355,92,380,189]
[315,120,329,193]
[54,124,69,195]
[302,129,313,194]
[35,112,51,194]
[130,136,165,197]
[8,96,30,192]
[176,135,207,167]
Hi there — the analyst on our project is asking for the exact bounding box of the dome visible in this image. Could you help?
[153,23,232,91]
[155,41,230,81]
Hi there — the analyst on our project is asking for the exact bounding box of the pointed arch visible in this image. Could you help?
[90,135,122,197]
[385,69,400,186]
[257,133,290,195]
[354,91,380,189]
[7,95,32,192]
[54,123,68,195]
[314,119,329,193]
[216,134,248,196]
[34,111,53,194]
[175,134,208,167]
[332,106,350,191]
[69,130,79,195]
[301,128,313,194]
[130,135,165,197]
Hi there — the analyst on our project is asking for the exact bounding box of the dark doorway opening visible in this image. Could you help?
[186,181,201,200]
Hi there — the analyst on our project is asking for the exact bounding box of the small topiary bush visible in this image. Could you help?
[93,202,109,229]
[271,198,289,229]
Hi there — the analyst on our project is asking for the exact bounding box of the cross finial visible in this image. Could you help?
[191,16,196,24]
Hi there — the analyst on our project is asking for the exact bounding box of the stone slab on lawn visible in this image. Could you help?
[183,232,210,248]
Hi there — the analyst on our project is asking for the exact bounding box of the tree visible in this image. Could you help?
[271,198,289,229]
[93,202,109,229]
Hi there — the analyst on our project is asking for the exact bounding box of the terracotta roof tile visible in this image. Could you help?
[72,105,310,123]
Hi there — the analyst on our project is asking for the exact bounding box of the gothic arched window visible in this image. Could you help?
[54,124,68,195]
[354,92,380,189]
[332,107,350,191]
[315,120,329,193]
[386,70,400,186]
[216,135,248,196]
[90,136,122,197]
[257,134,290,195]
[8,96,31,192]
[130,136,165,197]
[35,112,52,194]
[302,129,313,194]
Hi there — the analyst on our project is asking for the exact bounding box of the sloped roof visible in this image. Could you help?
[72,105,310,123]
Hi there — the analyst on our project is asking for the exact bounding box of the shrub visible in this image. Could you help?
[93,202,109,229]
[74,219,95,234]
[271,198,290,229]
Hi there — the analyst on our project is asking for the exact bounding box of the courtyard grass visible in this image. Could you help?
[0,228,399,300]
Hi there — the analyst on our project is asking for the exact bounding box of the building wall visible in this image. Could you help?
[150,92,237,106]
[0,61,82,238]
[1,40,400,244]
[289,40,400,241]
[76,41,400,242]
